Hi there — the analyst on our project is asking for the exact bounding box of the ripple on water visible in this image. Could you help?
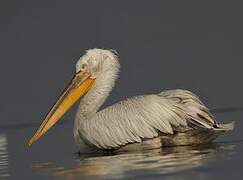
[32,143,236,179]
[0,134,9,178]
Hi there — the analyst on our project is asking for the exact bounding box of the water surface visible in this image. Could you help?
[0,111,242,179]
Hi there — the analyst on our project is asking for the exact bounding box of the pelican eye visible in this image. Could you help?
[81,63,87,70]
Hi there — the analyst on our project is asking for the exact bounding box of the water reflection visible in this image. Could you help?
[0,134,9,178]
[32,143,235,179]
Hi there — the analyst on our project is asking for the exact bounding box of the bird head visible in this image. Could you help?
[27,49,119,147]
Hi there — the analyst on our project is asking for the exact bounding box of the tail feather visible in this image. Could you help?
[215,122,235,132]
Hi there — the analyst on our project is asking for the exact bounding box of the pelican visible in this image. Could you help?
[28,49,234,153]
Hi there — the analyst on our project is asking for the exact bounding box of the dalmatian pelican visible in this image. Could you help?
[28,49,234,153]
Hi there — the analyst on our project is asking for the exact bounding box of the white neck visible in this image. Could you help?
[74,59,120,128]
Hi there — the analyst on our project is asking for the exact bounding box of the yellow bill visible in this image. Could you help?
[28,71,95,147]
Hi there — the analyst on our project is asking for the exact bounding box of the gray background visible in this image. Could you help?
[0,0,242,179]
[1,0,243,127]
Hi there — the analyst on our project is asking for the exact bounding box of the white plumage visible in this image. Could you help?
[72,49,234,152]
[28,48,234,152]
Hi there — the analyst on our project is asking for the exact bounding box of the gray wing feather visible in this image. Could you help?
[160,89,217,128]
[80,89,218,149]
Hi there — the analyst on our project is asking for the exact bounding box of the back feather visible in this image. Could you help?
[79,89,233,149]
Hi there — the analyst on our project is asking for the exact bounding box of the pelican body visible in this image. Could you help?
[28,49,234,153]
